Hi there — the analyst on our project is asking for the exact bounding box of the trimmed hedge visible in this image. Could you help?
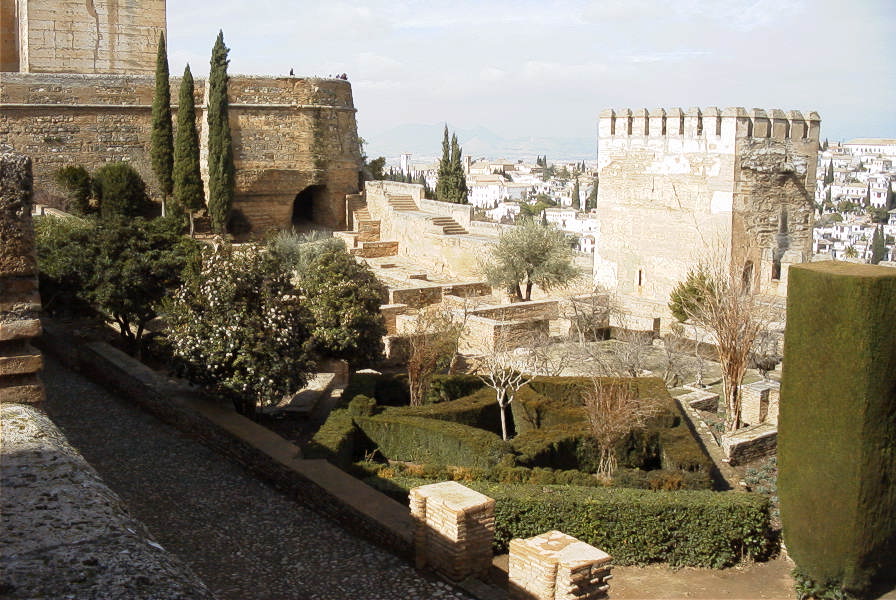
[427,373,486,404]
[390,387,501,432]
[369,476,772,568]
[355,414,510,468]
[304,409,364,469]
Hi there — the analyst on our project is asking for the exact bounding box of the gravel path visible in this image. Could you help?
[42,356,472,600]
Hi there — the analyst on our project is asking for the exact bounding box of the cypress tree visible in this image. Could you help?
[173,65,204,236]
[824,160,834,186]
[435,125,451,203]
[150,32,174,217]
[207,30,235,234]
[449,133,468,204]
[870,225,885,264]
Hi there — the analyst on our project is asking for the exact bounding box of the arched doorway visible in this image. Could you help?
[291,185,327,231]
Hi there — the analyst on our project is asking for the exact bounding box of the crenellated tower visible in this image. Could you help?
[594,106,821,330]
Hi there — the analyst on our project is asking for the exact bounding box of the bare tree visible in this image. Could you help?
[583,380,662,477]
[476,331,541,440]
[406,306,464,406]
[669,259,771,432]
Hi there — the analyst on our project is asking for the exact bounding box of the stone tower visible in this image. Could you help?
[0,0,166,75]
[594,107,820,330]
[0,0,363,233]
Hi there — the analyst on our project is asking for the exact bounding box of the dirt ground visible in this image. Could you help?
[610,556,796,599]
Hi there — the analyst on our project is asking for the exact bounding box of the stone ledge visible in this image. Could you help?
[0,318,41,341]
[0,403,215,599]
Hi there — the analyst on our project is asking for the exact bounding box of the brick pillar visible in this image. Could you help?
[508,531,612,600]
[0,149,44,407]
[739,380,779,426]
[409,481,495,580]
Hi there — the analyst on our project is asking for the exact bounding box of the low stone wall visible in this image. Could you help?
[740,380,779,426]
[508,531,612,600]
[0,149,44,407]
[390,284,444,309]
[36,321,415,560]
[471,299,559,322]
[1,403,215,599]
[721,423,777,466]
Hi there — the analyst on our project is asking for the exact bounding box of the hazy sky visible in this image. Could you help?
[167,0,896,146]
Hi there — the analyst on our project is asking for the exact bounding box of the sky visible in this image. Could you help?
[167,0,896,153]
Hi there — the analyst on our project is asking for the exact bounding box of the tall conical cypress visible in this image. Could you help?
[173,65,204,235]
[150,32,174,216]
[870,225,885,264]
[572,178,581,210]
[207,30,235,234]
[435,125,451,203]
[449,133,468,204]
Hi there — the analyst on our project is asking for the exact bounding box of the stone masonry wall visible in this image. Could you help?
[595,107,819,330]
[0,148,44,406]
[0,73,362,233]
[4,0,166,75]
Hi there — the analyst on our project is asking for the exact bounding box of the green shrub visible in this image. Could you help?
[304,409,363,469]
[426,374,486,404]
[371,477,772,567]
[53,165,93,215]
[392,387,501,432]
[511,385,584,433]
[355,414,510,468]
[92,162,152,219]
[341,373,380,407]
[374,374,410,406]
[347,394,377,417]
[511,423,589,470]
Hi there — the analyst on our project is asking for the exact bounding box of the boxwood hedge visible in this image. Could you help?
[369,476,772,567]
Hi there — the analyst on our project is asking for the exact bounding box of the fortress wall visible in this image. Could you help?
[14,0,165,75]
[0,73,362,232]
[221,78,362,232]
[0,0,19,71]
[595,106,820,327]
[595,107,739,325]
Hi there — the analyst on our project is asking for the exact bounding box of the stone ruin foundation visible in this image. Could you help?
[508,530,613,600]
[0,149,44,406]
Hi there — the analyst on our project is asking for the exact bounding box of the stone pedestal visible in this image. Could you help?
[509,531,612,600]
[409,481,495,580]
[740,380,779,426]
[1,149,44,406]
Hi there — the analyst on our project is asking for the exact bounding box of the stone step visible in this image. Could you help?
[349,240,400,258]
[427,216,468,235]
[0,343,43,376]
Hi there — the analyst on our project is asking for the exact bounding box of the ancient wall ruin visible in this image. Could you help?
[0,148,44,406]
[0,72,362,232]
[595,107,820,330]
[1,0,166,75]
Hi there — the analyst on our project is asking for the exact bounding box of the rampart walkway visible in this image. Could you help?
[42,356,471,600]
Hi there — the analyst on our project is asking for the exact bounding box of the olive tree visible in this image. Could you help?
[480,217,582,301]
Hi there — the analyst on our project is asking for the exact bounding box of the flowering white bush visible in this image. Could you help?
[166,243,313,416]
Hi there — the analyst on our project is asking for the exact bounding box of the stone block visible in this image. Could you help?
[0,373,44,405]
[740,380,779,426]
[410,481,495,581]
[0,343,43,376]
[509,530,612,600]
[0,318,41,341]
[0,150,36,278]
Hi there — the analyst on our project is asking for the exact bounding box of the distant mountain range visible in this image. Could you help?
[362,123,596,163]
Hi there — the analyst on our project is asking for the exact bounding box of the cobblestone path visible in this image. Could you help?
[42,356,472,600]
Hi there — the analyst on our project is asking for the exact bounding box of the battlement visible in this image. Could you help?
[599,107,821,143]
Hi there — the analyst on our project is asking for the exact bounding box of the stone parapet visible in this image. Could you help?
[0,149,44,406]
[508,530,612,600]
[410,481,495,581]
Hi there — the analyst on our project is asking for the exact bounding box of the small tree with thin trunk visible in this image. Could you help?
[584,380,661,477]
[477,338,540,440]
[406,307,464,406]
[669,258,770,432]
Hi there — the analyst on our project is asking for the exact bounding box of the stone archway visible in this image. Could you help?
[291,184,327,230]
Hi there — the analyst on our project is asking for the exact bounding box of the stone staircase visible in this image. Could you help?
[428,216,469,235]
[387,194,419,211]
